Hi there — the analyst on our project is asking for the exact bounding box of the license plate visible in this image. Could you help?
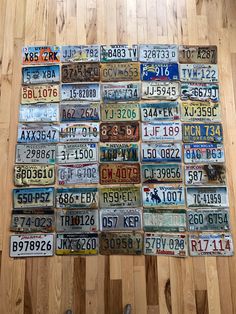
[142,82,179,100]
[182,123,223,143]
[56,143,98,163]
[11,209,54,233]
[101,103,140,122]
[102,82,140,103]
[184,143,225,163]
[185,164,226,185]
[22,46,60,64]
[56,209,99,232]
[189,233,233,256]
[22,85,60,103]
[100,163,141,185]
[13,187,54,209]
[56,187,98,209]
[142,121,182,142]
[15,144,56,164]
[61,63,100,83]
[10,234,54,257]
[179,45,217,64]
[179,64,218,82]
[100,122,139,142]
[19,103,59,123]
[100,143,139,162]
[181,83,219,102]
[141,102,180,121]
[60,103,100,122]
[180,101,221,122]
[99,232,143,255]
[139,44,178,63]
[141,63,179,81]
[61,45,100,62]
[57,163,99,185]
[143,209,186,232]
[17,124,59,143]
[22,65,60,84]
[100,186,141,208]
[142,164,182,184]
[101,45,138,62]
[56,233,98,255]
[61,83,100,101]
[59,123,99,142]
[141,143,182,162]
[100,62,140,81]
[186,186,228,208]
[187,209,229,231]
[14,164,55,186]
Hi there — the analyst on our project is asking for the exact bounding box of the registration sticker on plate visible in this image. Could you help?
[22,65,60,84]
[185,164,226,185]
[19,103,59,123]
[60,103,100,122]
[21,85,60,103]
[99,232,143,255]
[141,102,180,121]
[179,64,218,82]
[181,83,219,102]
[182,123,223,143]
[61,45,100,62]
[100,122,139,142]
[17,124,59,143]
[142,121,182,142]
[186,186,228,208]
[141,143,182,163]
[141,63,179,81]
[100,143,139,162]
[142,164,182,184]
[101,45,138,62]
[57,163,99,185]
[101,103,140,122]
[61,63,100,83]
[180,101,221,122]
[61,83,100,101]
[179,45,217,64]
[22,46,60,64]
[101,62,140,81]
[100,163,140,185]
[13,187,54,209]
[14,164,55,186]
[144,209,186,232]
[184,143,225,163]
[142,81,179,100]
[56,233,99,255]
[102,82,140,103]
[15,144,56,164]
[59,123,99,142]
[139,44,178,63]
[144,233,187,257]
[56,143,98,163]
[10,234,54,257]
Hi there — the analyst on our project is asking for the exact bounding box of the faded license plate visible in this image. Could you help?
[59,123,99,142]
[141,143,182,162]
[180,101,221,122]
[181,83,219,102]
[14,164,55,186]
[182,123,223,143]
[142,164,182,184]
[57,164,99,185]
[142,81,179,100]
[179,64,218,82]
[22,46,60,64]
[101,103,140,121]
[61,45,100,62]
[101,45,138,62]
[61,63,100,82]
[56,143,98,163]
[184,143,225,163]
[22,65,60,84]
[185,164,226,185]
[15,144,56,164]
[100,122,139,142]
[102,82,140,103]
[100,143,139,162]
[141,63,179,81]
[13,187,54,209]
[61,83,100,101]
[139,44,178,63]
[100,62,140,81]
[17,124,59,143]
[60,103,100,122]
[100,163,140,185]
[179,45,217,64]
[21,84,60,103]
[141,102,180,121]
[142,121,182,142]
[19,103,59,123]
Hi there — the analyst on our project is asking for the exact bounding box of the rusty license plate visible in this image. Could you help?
[99,163,140,185]
[22,46,60,64]
[62,63,100,83]
[100,143,139,162]
[142,81,179,100]
[100,62,140,81]
[142,163,182,184]
[15,144,56,164]
[59,123,99,142]
[102,82,140,103]
[180,101,221,122]
[182,123,223,143]
[13,187,54,209]
[100,122,139,142]
[185,164,226,185]
[21,84,60,103]
[14,164,55,186]
[184,143,225,164]
[179,45,217,64]
[61,45,100,62]
[101,103,140,121]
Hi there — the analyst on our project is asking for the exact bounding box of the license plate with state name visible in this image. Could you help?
[142,164,182,184]
[141,63,179,81]
[21,85,60,103]
[19,103,59,123]
[101,45,138,62]
[101,103,140,121]
[142,121,182,142]
[179,64,218,82]
[141,143,182,162]
[180,102,221,122]
[61,83,100,101]
[179,45,217,64]
[22,46,60,64]
[102,82,140,103]
[60,103,100,122]
[61,45,100,62]
[99,163,141,184]
[100,122,139,142]
[57,164,99,185]
[182,123,223,143]
[22,65,60,84]
[100,143,139,162]
[56,143,98,163]
[184,143,225,163]
[142,81,179,100]
[13,187,54,209]
[100,62,140,81]
[185,164,226,185]
[139,44,178,63]
[15,144,56,164]
[181,83,219,102]
[17,124,59,143]
[14,164,55,186]
[140,102,180,121]
[61,63,100,82]
[59,123,99,142]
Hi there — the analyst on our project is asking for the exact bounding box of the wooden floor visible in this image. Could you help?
[0,0,236,313]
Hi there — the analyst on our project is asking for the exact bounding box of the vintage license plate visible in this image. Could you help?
[61,45,100,62]
[142,122,182,142]
[102,82,140,103]
[101,45,138,62]
[60,103,100,122]
[180,101,221,122]
[100,122,139,142]
[57,163,99,185]
[187,209,229,232]
[13,187,54,209]
[184,143,225,164]
[141,102,180,121]
[144,209,186,232]
[141,143,182,163]
[61,83,100,101]
[56,209,99,232]
[186,186,228,208]
[11,209,54,233]
[100,186,141,208]
[141,63,179,81]
[179,64,218,82]
[144,233,187,257]
[59,123,99,142]
[61,63,100,83]
[182,123,223,143]
[56,143,98,163]
[100,163,140,185]
[143,185,185,208]
[21,85,60,103]
[189,233,233,256]
[142,82,179,100]
[179,45,217,64]
[10,234,54,257]
[142,164,182,184]
[99,232,143,255]
[22,65,60,84]
[19,103,59,123]
[185,164,226,185]
[181,83,219,102]
[15,144,56,164]
[56,233,98,255]
[100,143,139,162]
[100,62,140,81]
[14,164,55,186]
[139,44,178,63]
[17,124,59,143]
[56,187,98,209]
[101,103,140,122]
[22,46,60,64]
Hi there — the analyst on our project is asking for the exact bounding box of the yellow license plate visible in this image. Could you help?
[14,165,55,186]
[21,84,60,103]
[101,103,140,121]
[100,62,140,81]
[181,101,221,122]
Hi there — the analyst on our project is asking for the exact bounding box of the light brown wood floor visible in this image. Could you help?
[0,0,236,313]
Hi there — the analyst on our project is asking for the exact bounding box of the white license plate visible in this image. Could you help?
[60,103,100,122]
[13,187,54,209]
[22,65,60,84]
[56,143,98,163]
[141,143,182,162]
[18,124,59,143]
[101,45,138,62]
[102,82,140,102]
[15,144,56,164]
[142,82,179,100]
[181,83,219,102]
[141,122,182,142]
[19,103,59,123]
[184,143,225,163]
[141,102,180,121]
[180,101,221,122]
[61,83,100,101]
[142,163,182,184]
[59,123,99,142]
[139,44,178,62]
[61,45,100,62]
[179,64,218,82]
[185,164,226,185]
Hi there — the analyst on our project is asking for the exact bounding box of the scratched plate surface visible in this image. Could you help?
[142,81,179,100]
[140,102,180,121]
[179,45,217,64]
[180,102,221,122]
[99,232,143,255]
[100,143,139,162]
[142,122,182,142]
[184,143,225,164]
[182,123,223,143]
[101,45,138,62]
[142,164,182,184]
[141,143,182,163]
[17,124,59,143]
[22,46,60,64]
[181,83,219,102]
[61,45,100,62]
[141,63,179,81]
[60,103,100,122]
[179,64,218,82]
[22,65,60,85]
[100,62,140,81]
[13,187,54,209]
[61,63,100,83]
[102,82,140,103]
[56,143,98,164]
[14,164,55,186]
[185,164,226,185]
[100,122,139,142]
[19,103,59,123]
[101,103,140,122]
[99,163,140,185]
[56,233,99,255]
[61,83,100,101]
[59,123,99,142]
[57,164,99,185]
[15,144,56,164]
[139,44,178,63]
[21,85,60,103]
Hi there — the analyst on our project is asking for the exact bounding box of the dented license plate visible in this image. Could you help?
[139,44,178,63]
[100,143,139,162]
[61,45,100,62]
[22,46,60,64]
[61,83,100,101]
[22,65,60,84]
[182,123,223,143]
[141,102,180,121]
[101,45,138,62]
[141,143,182,162]
[21,85,60,103]
[100,186,141,208]
[142,81,179,100]
[100,122,139,142]
[14,164,55,186]
[100,62,140,81]
[179,45,217,64]
[15,144,56,164]
[179,64,218,82]
[184,143,225,163]
[60,103,100,122]
[17,124,59,143]
[100,163,140,185]
[185,164,226,185]
[142,164,182,184]
[102,82,140,103]
[181,83,219,102]
[56,143,98,163]
[13,187,54,209]
[61,63,100,83]
[142,121,182,142]
[19,103,59,123]
[180,101,221,122]
[141,63,179,81]
[59,123,99,142]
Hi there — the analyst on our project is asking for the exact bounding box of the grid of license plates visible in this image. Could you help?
[10,44,233,258]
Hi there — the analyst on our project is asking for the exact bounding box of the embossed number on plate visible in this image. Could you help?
[139,44,178,63]
[141,63,179,81]
[100,122,139,142]
[62,63,100,82]
[101,62,140,81]
[15,144,56,164]
[100,143,139,162]
[99,163,140,184]
[61,83,100,101]
[101,103,140,121]
[181,102,221,122]
[22,65,60,84]
[101,45,138,62]
[61,45,100,62]
[22,46,60,64]
[60,103,100,122]
[13,187,54,209]
[14,164,55,186]
[142,82,179,100]
[184,143,225,164]
[142,121,182,142]
[181,83,219,102]
[17,124,59,143]
[141,143,182,162]
[102,82,140,103]
[57,164,99,185]
[141,102,180,121]
[142,164,182,184]
[179,64,218,82]
[21,85,60,103]
[59,123,99,142]
[179,45,217,64]
[182,123,223,143]
[185,164,226,185]
[56,143,98,163]
[19,103,59,123]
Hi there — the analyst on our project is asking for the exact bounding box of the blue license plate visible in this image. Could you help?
[22,65,60,84]
[183,123,223,143]
[184,143,225,163]
[141,63,179,81]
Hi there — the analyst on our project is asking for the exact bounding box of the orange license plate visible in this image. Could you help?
[100,163,141,184]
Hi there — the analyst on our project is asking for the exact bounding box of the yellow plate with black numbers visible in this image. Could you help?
[181,101,221,122]
[14,165,55,186]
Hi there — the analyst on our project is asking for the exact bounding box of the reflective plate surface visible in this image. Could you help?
[141,143,182,162]
[17,124,59,143]
[142,121,182,142]
[142,81,179,100]
[139,44,178,63]
[19,103,59,123]
[141,63,179,81]
[13,187,54,209]
[22,65,60,84]
[140,102,180,121]
[56,143,98,163]
[183,143,225,163]
[142,163,182,184]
